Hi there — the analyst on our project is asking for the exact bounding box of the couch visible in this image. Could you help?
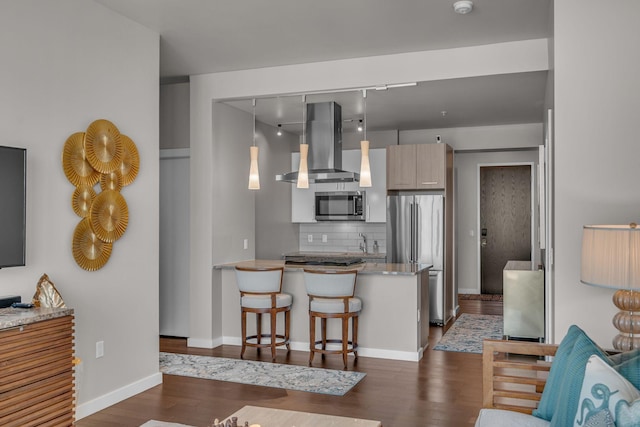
[476,326,640,427]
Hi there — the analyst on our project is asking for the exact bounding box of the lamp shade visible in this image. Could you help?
[581,224,640,290]
[248,145,260,190]
[359,140,372,187]
[297,143,309,189]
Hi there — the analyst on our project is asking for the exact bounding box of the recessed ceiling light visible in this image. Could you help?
[453,0,473,14]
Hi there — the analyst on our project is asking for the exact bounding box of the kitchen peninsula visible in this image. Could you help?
[214,260,430,362]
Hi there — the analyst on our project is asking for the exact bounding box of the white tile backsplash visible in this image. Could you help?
[299,223,386,255]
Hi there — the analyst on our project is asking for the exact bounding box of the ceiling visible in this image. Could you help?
[96,0,552,133]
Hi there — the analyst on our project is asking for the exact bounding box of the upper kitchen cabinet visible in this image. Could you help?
[387,143,452,190]
[366,148,387,222]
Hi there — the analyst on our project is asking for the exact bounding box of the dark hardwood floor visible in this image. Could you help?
[76,299,502,427]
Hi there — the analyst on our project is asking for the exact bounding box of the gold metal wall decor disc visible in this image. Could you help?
[119,135,140,186]
[84,119,123,173]
[72,218,112,271]
[89,189,129,242]
[62,132,100,187]
[100,170,123,192]
[72,185,97,218]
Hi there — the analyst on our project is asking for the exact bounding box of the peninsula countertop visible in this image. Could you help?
[215,259,430,275]
[0,306,74,330]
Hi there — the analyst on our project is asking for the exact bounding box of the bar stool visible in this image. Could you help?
[303,269,361,369]
[235,266,292,361]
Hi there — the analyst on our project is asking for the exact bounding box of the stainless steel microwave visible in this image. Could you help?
[315,191,366,221]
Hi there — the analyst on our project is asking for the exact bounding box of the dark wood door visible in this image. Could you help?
[480,165,531,294]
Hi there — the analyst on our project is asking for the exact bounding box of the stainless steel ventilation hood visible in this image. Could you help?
[276,102,360,184]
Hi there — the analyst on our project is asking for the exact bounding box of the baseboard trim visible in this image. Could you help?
[221,337,421,362]
[187,337,223,349]
[75,372,163,421]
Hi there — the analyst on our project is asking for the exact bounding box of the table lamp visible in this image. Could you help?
[581,223,640,351]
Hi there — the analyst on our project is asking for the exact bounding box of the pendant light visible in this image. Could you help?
[248,98,260,190]
[359,89,372,188]
[297,95,309,189]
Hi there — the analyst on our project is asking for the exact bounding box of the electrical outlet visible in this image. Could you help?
[243,239,248,250]
[96,341,104,358]
[307,234,313,243]
[322,234,327,243]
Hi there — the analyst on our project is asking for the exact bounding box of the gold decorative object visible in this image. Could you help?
[100,170,123,192]
[89,189,129,243]
[72,218,113,271]
[72,186,97,218]
[32,273,66,308]
[62,132,100,187]
[84,119,123,174]
[64,119,139,271]
[119,135,140,186]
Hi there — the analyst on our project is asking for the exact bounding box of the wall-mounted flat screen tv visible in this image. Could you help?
[0,146,26,268]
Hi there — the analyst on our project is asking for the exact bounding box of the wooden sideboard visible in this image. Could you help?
[0,309,75,426]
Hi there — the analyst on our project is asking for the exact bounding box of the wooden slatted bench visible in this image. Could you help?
[482,339,558,414]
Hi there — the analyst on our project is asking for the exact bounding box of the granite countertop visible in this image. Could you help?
[216,260,430,275]
[0,307,74,330]
[284,251,387,260]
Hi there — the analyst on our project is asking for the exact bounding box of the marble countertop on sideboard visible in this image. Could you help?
[0,307,74,330]
[215,259,430,275]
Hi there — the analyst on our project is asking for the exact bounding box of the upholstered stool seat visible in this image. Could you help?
[235,266,291,361]
[303,269,361,370]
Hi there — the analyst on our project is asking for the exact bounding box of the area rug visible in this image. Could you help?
[433,313,503,354]
[159,352,365,396]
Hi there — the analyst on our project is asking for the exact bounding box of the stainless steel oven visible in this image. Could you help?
[315,191,366,221]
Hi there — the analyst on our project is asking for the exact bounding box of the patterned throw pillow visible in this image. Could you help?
[573,355,640,427]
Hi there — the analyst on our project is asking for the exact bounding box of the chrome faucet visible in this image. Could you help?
[359,233,368,254]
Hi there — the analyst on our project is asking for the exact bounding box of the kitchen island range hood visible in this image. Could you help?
[276,102,360,184]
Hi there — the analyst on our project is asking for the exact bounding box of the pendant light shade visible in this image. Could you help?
[359,90,372,187]
[248,145,260,190]
[297,143,309,189]
[248,99,260,190]
[297,95,309,189]
[359,140,372,187]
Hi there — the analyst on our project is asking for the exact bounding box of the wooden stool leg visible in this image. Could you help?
[256,313,262,354]
[342,316,348,369]
[285,309,291,350]
[321,317,327,360]
[270,310,277,361]
[240,309,247,359]
[309,313,315,366]
[353,315,359,360]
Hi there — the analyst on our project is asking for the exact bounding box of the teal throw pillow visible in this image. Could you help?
[533,325,583,421]
[614,349,640,390]
[547,329,610,427]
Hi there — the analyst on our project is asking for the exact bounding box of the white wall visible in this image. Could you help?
[189,39,548,347]
[400,123,543,149]
[160,83,190,149]
[553,1,640,347]
[255,122,299,260]
[0,0,160,418]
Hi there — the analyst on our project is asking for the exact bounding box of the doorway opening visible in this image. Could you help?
[478,163,534,295]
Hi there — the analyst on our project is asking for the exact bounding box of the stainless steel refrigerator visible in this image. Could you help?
[387,194,445,325]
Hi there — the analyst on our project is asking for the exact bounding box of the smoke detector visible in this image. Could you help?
[453,0,473,14]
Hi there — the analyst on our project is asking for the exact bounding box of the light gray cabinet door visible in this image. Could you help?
[160,153,190,337]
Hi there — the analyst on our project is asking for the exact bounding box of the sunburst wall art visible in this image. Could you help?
[62,119,140,271]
